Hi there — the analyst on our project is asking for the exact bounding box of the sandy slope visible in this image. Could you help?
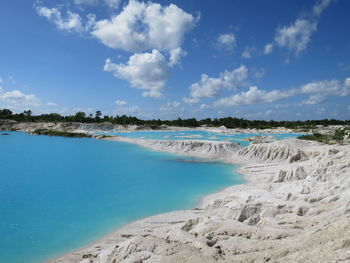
[0,120,306,134]
[102,136,242,158]
[50,137,350,263]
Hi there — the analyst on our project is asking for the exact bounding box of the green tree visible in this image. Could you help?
[74,112,86,122]
[23,110,32,116]
[333,128,346,145]
[95,110,102,122]
[0,109,13,119]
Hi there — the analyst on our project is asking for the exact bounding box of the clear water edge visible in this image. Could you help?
[0,132,243,263]
[0,131,300,263]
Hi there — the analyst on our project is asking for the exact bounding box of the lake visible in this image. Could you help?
[0,132,243,263]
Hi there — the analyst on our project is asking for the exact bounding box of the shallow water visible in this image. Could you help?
[0,132,243,263]
[102,130,301,147]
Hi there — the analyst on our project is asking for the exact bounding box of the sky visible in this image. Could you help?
[0,0,350,120]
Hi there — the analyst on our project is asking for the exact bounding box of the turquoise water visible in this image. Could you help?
[102,130,301,147]
[0,132,243,263]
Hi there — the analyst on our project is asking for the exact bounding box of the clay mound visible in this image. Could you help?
[237,139,309,162]
[139,139,242,158]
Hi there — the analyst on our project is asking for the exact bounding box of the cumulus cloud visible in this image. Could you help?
[299,78,350,104]
[47,102,57,106]
[115,99,127,105]
[74,0,99,5]
[104,49,169,98]
[216,33,236,51]
[214,77,350,107]
[268,0,334,55]
[182,97,199,104]
[253,68,266,79]
[299,79,349,96]
[0,88,41,107]
[301,94,325,105]
[200,104,211,110]
[104,0,122,9]
[313,0,333,17]
[92,0,197,52]
[160,101,181,111]
[183,65,248,103]
[114,105,140,116]
[35,5,85,33]
[74,0,121,9]
[169,48,187,66]
[214,86,292,107]
[241,47,257,59]
[274,19,317,55]
[264,43,273,54]
[36,1,195,97]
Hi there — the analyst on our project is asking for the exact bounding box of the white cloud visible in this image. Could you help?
[301,94,325,104]
[216,33,236,50]
[264,43,273,54]
[114,105,140,116]
[104,49,169,98]
[253,68,266,79]
[215,77,350,108]
[313,0,333,17]
[241,47,256,59]
[104,0,122,9]
[299,78,350,104]
[269,0,333,55]
[168,101,180,107]
[160,101,181,111]
[74,0,99,5]
[214,86,292,107]
[299,79,349,96]
[299,78,350,106]
[36,6,85,33]
[115,99,127,105]
[0,88,41,107]
[275,19,317,55]
[0,77,3,83]
[182,97,199,104]
[344,77,350,88]
[200,104,211,110]
[169,47,187,66]
[274,104,290,109]
[47,102,57,106]
[184,65,248,103]
[92,0,197,52]
[74,0,121,9]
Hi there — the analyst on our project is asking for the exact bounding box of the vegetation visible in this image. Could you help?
[298,133,330,143]
[333,128,347,145]
[1,108,349,129]
[32,129,92,138]
[298,128,350,144]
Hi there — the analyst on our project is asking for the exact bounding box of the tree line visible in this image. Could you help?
[0,108,349,129]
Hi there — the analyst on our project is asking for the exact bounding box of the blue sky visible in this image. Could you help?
[0,0,349,120]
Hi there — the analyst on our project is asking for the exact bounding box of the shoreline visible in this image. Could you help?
[2,123,350,262]
[49,134,350,262]
[47,137,245,263]
[43,134,247,263]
